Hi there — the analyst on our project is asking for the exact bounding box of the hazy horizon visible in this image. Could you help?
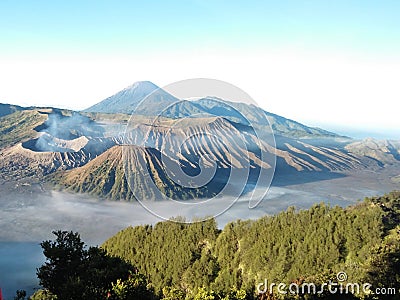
[1,92,397,141]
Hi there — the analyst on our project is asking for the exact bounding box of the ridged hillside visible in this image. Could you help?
[53,145,222,201]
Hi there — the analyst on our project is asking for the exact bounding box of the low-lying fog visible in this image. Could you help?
[1,170,398,299]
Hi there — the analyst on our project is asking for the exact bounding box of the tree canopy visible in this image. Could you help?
[31,191,400,299]
[36,230,154,300]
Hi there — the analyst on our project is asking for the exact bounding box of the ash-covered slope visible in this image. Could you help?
[50,116,275,201]
[53,145,221,201]
[345,138,400,165]
[50,116,381,201]
[122,116,273,169]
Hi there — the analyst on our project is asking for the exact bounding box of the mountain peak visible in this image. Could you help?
[83,81,178,114]
[124,81,159,92]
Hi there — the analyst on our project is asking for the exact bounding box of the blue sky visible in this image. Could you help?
[1,1,399,56]
[0,1,399,138]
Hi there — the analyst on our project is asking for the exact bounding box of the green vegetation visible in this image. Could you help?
[102,192,400,299]
[30,192,400,299]
[35,230,154,300]
[0,103,23,118]
[0,110,47,149]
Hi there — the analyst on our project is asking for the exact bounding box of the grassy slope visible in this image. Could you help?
[0,110,47,149]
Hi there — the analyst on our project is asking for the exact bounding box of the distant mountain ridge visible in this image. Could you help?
[0,103,24,118]
[84,81,345,139]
